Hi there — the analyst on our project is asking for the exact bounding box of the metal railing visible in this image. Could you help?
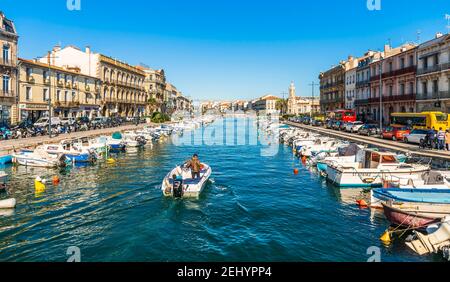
[417,63,450,75]
[416,91,450,100]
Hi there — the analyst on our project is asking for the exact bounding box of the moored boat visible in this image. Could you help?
[370,172,450,208]
[381,201,448,229]
[326,149,429,188]
[12,146,67,168]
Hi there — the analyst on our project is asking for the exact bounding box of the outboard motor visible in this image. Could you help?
[172,175,184,198]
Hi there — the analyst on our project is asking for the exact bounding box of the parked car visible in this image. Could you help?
[91,117,108,126]
[403,129,434,144]
[77,117,90,125]
[34,117,61,128]
[358,124,381,136]
[382,126,411,141]
[311,119,324,127]
[60,117,76,126]
[345,121,364,133]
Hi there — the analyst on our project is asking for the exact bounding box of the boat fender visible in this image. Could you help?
[52,176,60,185]
[356,199,368,208]
[380,230,391,244]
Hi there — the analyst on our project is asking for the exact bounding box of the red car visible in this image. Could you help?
[382,126,411,141]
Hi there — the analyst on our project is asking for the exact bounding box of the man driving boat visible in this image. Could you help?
[186,154,201,179]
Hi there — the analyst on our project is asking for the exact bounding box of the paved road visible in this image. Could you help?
[284,121,450,162]
[0,123,152,155]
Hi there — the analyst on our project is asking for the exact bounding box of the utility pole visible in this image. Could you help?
[308,81,319,118]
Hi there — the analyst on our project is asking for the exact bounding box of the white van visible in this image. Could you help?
[34,117,61,128]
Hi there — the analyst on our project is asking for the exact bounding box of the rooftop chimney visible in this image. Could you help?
[384,44,391,53]
[86,46,91,54]
[53,44,61,52]
[436,32,443,39]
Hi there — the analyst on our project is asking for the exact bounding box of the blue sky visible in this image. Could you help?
[1,0,449,101]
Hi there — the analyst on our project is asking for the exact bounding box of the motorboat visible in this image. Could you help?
[370,171,450,208]
[316,143,363,173]
[326,149,430,188]
[107,132,126,151]
[381,200,450,229]
[43,140,96,163]
[123,132,146,148]
[299,139,344,158]
[405,217,450,260]
[12,146,67,168]
[72,137,108,158]
[161,163,212,198]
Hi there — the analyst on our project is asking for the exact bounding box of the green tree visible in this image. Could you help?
[276,98,288,114]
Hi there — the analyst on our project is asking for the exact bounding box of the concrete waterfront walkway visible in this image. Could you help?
[0,123,152,155]
[284,121,450,162]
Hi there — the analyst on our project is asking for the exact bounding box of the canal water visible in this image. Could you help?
[0,118,442,262]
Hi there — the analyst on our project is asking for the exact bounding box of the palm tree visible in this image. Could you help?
[276,98,288,115]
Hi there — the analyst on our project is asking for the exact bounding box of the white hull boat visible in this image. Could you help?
[162,163,212,198]
[0,198,16,209]
[326,149,429,188]
[12,146,66,168]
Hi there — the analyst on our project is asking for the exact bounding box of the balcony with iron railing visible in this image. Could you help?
[370,66,417,81]
[417,63,450,76]
[26,75,35,84]
[355,99,369,106]
[1,58,16,68]
[416,90,450,101]
[355,80,371,88]
[0,90,15,98]
[367,93,415,104]
[54,101,80,108]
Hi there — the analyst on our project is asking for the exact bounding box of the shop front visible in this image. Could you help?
[0,104,11,125]
[18,103,49,123]
[79,105,100,119]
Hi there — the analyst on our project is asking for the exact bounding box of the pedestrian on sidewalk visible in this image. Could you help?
[437,127,446,150]
[446,129,450,151]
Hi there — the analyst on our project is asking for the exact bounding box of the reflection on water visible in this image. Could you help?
[0,119,439,262]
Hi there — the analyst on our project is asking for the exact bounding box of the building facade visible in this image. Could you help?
[18,58,101,121]
[344,56,359,110]
[287,81,320,115]
[319,63,345,112]
[416,33,450,113]
[251,95,278,114]
[0,11,18,124]
[140,67,166,113]
[369,44,417,124]
[39,45,147,118]
[354,51,383,121]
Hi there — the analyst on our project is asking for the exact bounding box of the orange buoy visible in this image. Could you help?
[301,156,307,163]
[293,168,299,175]
[356,199,368,208]
[52,175,60,185]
